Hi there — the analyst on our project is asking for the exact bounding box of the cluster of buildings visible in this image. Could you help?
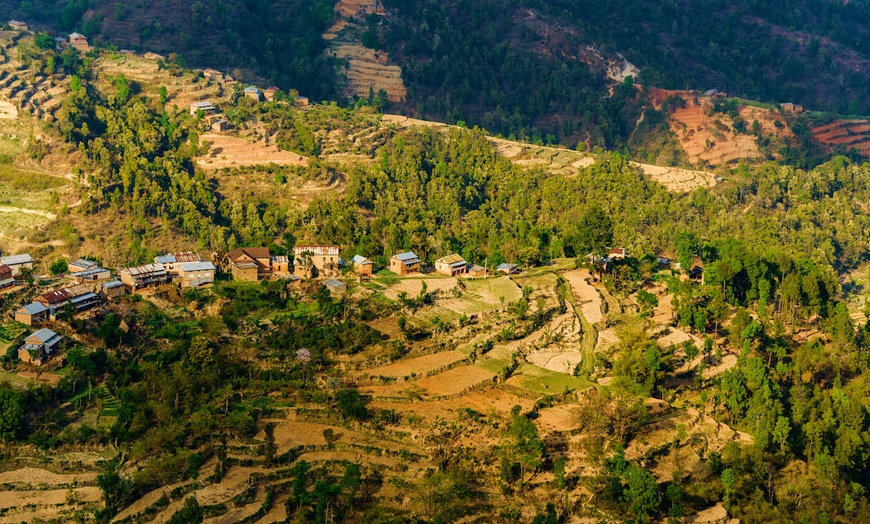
[5,245,522,366]
[5,19,90,52]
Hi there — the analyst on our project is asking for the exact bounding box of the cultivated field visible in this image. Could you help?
[197,133,309,169]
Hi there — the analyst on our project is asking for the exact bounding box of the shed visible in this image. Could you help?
[351,255,373,277]
[102,279,127,299]
[211,119,229,132]
[324,279,346,295]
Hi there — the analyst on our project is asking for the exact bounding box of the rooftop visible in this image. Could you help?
[29,328,60,343]
[0,254,32,265]
[155,251,202,264]
[120,263,166,277]
[244,86,260,93]
[102,280,125,289]
[19,302,48,315]
[436,254,466,265]
[293,245,340,256]
[69,258,98,270]
[71,266,109,277]
[178,261,216,272]
[393,252,420,263]
[324,279,345,288]
[351,255,372,264]
[69,32,86,40]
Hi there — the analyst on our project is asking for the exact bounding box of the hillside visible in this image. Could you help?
[3,27,870,524]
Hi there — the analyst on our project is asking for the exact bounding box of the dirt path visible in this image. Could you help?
[0,205,57,220]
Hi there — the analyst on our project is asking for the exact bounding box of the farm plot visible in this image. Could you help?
[505,364,591,395]
[360,350,466,378]
[410,276,522,326]
[371,387,535,421]
[197,133,308,169]
[562,269,604,324]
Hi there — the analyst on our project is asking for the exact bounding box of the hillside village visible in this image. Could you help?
[1,13,870,524]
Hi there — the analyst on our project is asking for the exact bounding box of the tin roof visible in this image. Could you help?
[19,302,48,315]
[351,255,371,264]
[69,258,98,270]
[436,254,466,265]
[178,261,216,272]
[393,252,420,263]
[324,279,345,288]
[120,263,166,277]
[0,263,10,274]
[0,254,32,265]
[29,328,59,343]
[156,251,202,264]
[102,280,124,289]
[40,288,74,304]
[71,267,110,278]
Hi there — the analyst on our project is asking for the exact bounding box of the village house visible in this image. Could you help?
[68,258,98,273]
[203,68,223,81]
[155,252,202,275]
[689,265,704,281]
[8,20,28,31]
[35,284,101,319]
[19,328,63,365]
[244,86,261,101]
[296,96,309,108]
[69,32,90,52]
[190,100,217,116]
[293,245,340,278]
[781,102,804,114]
[0,263,13,289]
[0,254,33,275]
[15,302,48,326]
[351,255,374,277]
[270,255,290,275]
[119,263,170,291]
[435,254,468,276]
[495,263,518,275]
[609,248,628,260]
[175,261,217,288]
[264,86,280,101]
[228,247,272,281]
[657,257,671,268]
[390,252,421,275]
[324,279,346,296]
[102,280,126,299]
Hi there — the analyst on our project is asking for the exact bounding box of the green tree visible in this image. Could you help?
[49,258,68,275]
[0,384,24,442]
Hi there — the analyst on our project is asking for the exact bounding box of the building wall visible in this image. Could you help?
[231,265,259,282]
[354,264,373,277]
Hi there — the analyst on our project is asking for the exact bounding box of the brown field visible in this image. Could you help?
[382,276,458,301]
[370,387,536,420]
[361,364,496,398]
[197,133,308,169]
[647,88,792,166]
[361,350,466,378]
[562,270,604,324]
[812,119,870,155]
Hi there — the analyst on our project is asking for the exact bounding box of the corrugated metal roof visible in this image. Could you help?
[324,279,345,288]
[120,263,166,277]
[70,293,98,304]
[29,328,59,343]
[0,254,32,265]
[102,280,124,289]
[393,252,420,262]
[40,288,74,304]
[351,255,371,264]
[71,267,110,278]
[436,254,466,265]
[0,263,10,274]
[178,261,216,272]
[20,302,48,315]
[271,255,289,263]
[496,263,517,270]
[69,258,98,270]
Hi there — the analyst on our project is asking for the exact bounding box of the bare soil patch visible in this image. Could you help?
[0,100,16,119]
[0,467,96,486]
[631,162,716,192]
[197,133,308,169]
[562,270,604,324]
[361,350,466,378]
[382,276,458,301]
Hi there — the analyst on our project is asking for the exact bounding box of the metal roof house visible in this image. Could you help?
[0,254,33,275]
[244,86,262,101]
[68,258,99,272]
[15,302,49,326]
[189,100,216,116]
[176,261,217,288]
[19,328,63,365]
[389,251,421,275]
[119,263,169,291]
[324,279,346,295]
[495,263,519,275]
[435,254,468,276]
